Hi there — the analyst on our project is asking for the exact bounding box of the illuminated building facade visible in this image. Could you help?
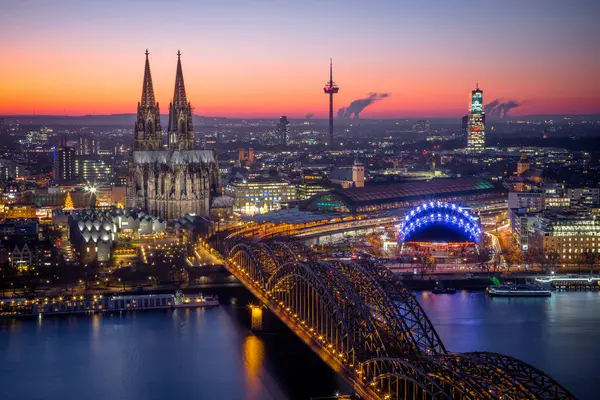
[75,156,114,183]
[297,181,330,200]
[466,84,485,151]
[126,50,219,220]
[225,180,297,216]
[530,212,600,261]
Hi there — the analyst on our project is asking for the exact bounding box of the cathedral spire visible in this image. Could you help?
[141,49,157,108]
[168,50,194,150]
[134,49,162,150]
[172,50,188,107]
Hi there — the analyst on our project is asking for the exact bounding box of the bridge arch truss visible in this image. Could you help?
[219,238,574,400]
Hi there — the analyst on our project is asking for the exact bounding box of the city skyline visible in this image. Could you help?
[1,0,599,118]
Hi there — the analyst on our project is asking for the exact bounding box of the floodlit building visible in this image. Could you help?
[530,211,600,262]
[126,50,219,220]
[225,179,297,216]
[67,208,166,263]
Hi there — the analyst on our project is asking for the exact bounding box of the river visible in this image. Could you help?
[1,291,598,399]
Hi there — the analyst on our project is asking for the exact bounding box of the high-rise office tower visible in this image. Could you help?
[466,84,485,151]
[323,59,339,146]
[279,116,290,147]
[53,137,76,183]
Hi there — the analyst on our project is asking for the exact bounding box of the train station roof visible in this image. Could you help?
[245,208,347,224]
[302,178,505,213]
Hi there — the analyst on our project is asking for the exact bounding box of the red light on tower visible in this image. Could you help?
[323,59,339,146]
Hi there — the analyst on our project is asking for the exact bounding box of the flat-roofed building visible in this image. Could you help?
[225,179,297,216]
[530,211,600,263]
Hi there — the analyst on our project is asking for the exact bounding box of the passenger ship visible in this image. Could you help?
[0,291,219,318]
[487,284,551,297]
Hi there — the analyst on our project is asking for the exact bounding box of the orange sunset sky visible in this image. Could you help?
[1,0,599,118]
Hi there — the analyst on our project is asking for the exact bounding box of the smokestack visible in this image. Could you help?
[238,148,245,161]
[248,148,254,164]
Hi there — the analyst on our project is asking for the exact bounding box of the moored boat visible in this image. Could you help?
[487,284,551,297]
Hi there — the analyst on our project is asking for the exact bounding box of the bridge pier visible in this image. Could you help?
[248,304,286,333]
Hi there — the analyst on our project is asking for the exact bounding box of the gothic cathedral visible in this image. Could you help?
[126,50,219,220]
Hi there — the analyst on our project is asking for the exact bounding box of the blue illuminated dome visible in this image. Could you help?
[399,201,482,243]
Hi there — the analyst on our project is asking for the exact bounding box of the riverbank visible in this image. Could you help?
[0,291,219,319]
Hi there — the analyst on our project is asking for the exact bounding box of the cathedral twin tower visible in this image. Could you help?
[126,50,219,220]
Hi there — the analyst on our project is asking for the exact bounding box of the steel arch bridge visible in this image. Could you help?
[400,201,483,243]
[209,237,574,399]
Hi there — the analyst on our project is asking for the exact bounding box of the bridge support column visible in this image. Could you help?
[248,304,286,332]
[249,305,263,331]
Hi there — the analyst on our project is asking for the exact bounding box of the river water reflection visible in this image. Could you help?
[1,291,598,399]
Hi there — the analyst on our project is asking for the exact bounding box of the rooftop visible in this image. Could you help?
[335,178,500,205]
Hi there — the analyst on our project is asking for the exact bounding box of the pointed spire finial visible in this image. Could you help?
[330,58,333,84]
[476,81,479,90]
[140,49,156,107]
[172,50,188,107]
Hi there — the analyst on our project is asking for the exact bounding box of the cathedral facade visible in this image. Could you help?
[126,50,219,220]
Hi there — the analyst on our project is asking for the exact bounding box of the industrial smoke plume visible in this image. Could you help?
[338,92,390,119]
[484,98,522,118]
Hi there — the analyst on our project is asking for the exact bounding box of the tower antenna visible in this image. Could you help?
[323,58,339,146]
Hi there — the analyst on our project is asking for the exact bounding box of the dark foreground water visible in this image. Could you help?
[1,291,598,400]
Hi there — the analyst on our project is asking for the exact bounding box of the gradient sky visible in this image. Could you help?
[1,0,599,118]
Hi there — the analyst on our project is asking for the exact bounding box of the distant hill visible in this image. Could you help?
[1,113,598,127]
[0,114,231,127]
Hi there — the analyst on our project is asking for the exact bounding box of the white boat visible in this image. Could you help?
[487,284,551,297]
[173,291,219,308]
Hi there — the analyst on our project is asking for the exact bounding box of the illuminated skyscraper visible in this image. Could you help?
[466,84,485,151]
[279,116,290,147]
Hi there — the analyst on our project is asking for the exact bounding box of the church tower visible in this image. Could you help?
[352,158,365,188]
[517,150,530,176]
[133,50,162,150]
[168,50,195,150]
